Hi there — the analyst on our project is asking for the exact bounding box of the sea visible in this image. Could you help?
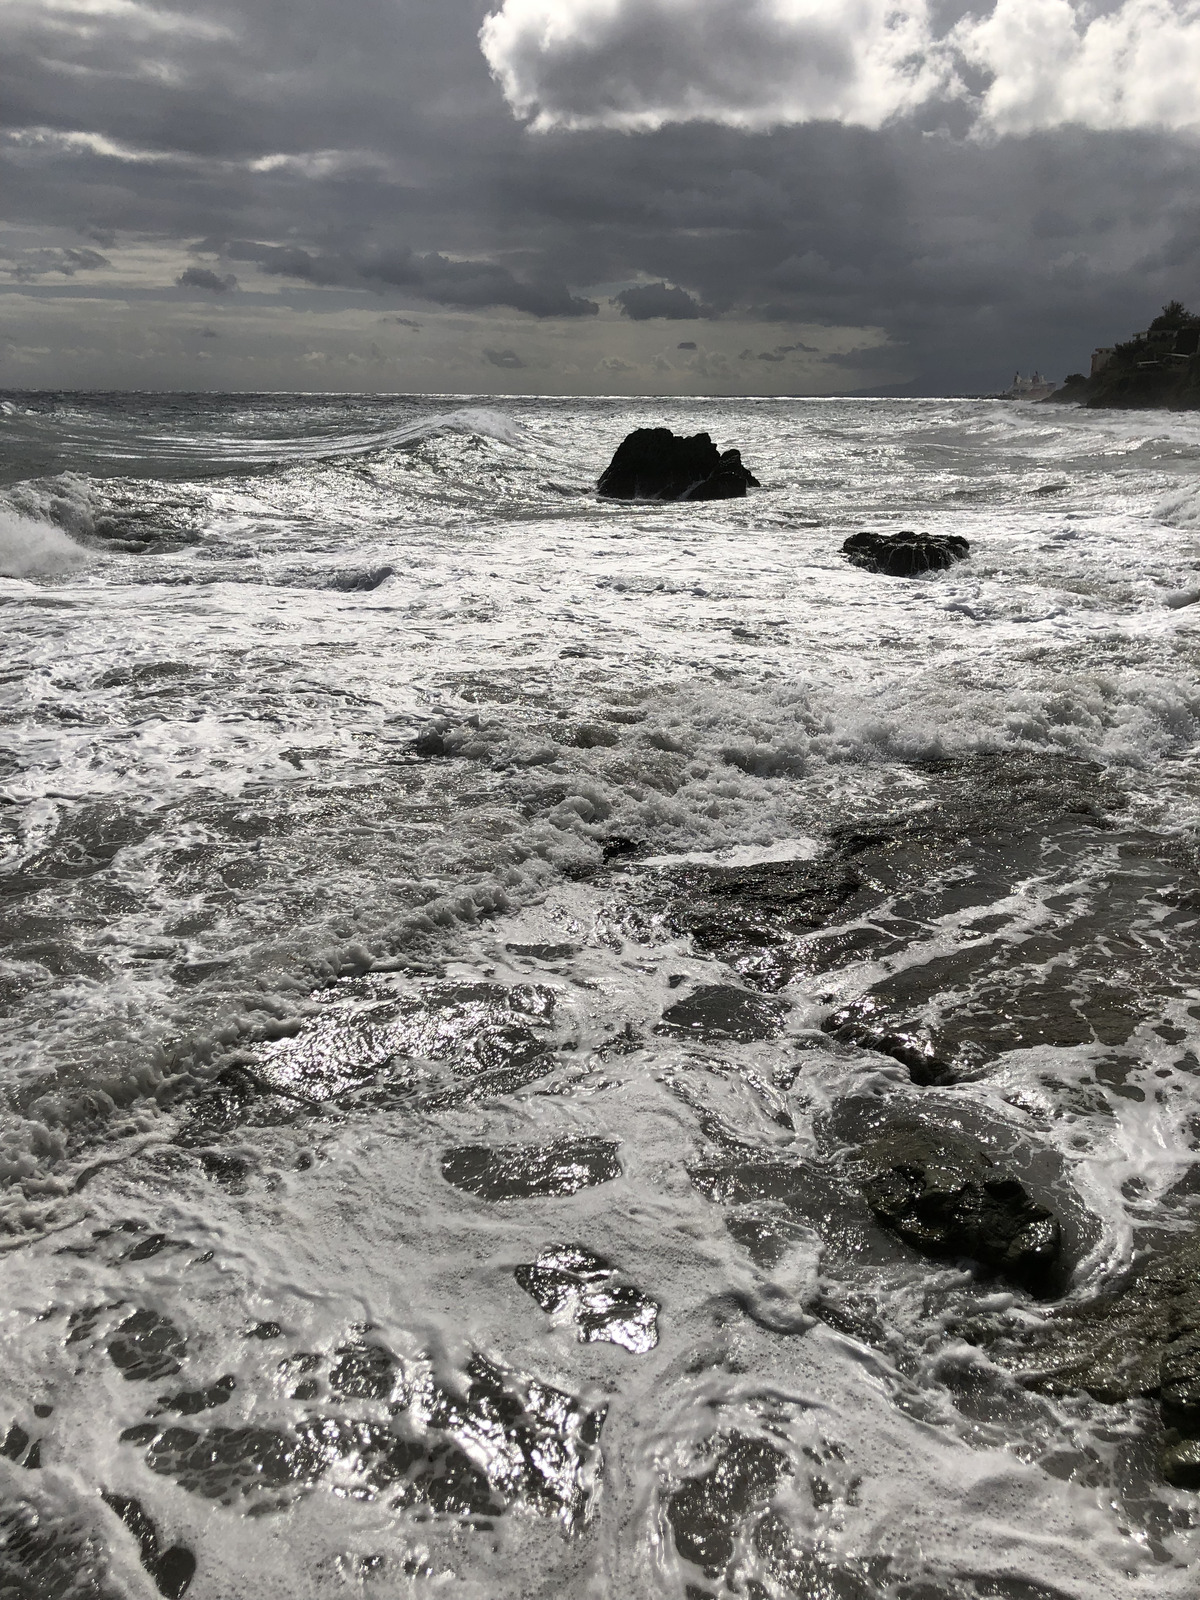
[2,390,1200,1600]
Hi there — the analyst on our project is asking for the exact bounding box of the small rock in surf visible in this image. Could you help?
[597,428,760,501]
[842,530,969,576]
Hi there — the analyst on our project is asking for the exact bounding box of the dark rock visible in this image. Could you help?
[441,1135,621,1200]
[597,428,760,502]
[514,1244,659,1352]
[102,1492,196,1599]
[754,1509,875,1599]
[0,1495,127,1600]
[855,1125,1062,1292]
[106,1311,186,1383]
[821,1012,955,1085]
[155,1376,235,1416]
[1,1425,30,1462]
[123,1350,605,1527]
[842,531,969,576]
[657,984,789,1042]
[667,1433,789,1576]
[328,1340,397,1400]
[1004,1230,1200,1483]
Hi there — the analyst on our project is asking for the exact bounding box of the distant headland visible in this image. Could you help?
[1048,300,1200,409]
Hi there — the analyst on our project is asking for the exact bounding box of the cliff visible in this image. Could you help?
[1049,300,1200,410]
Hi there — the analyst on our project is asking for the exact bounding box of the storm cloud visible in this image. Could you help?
[614,283,704,320]
[1,0,1198,392]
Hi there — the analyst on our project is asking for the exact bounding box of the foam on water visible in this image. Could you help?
[3,391,1200,1598]
[0,508,91,578]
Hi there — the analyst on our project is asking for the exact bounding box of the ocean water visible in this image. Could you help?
[1,390,1200,1599]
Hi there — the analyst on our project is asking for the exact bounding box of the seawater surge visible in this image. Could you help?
[2,391,1200,1598]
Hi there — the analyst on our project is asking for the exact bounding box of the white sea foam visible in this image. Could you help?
[1157,477,1200,528]
[0,508,90,578]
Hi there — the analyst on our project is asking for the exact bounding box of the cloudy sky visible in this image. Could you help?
[2,0,1199,394]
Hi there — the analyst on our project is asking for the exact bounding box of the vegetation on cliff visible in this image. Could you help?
[1052,300,1200,409]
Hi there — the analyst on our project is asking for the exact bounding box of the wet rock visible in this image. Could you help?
[597,428,760,502]
[0,1495,126,1600]
[239,979,559,1116]
[101,1493,195,1599]
[1,1425,31,1462]
[423,1353,605,1526]
[124,1351,605,1527]
[659,856,867,992]
[106,1311,187,1383]
[441,1135,621,1200]
[329,1339,397,1401]
[855,1125,1062,1292]
[124,1422,328,1502]
[754,1509,875,1599]
[841,530,970,576]
[155,1376,235,1417]
[666,1433,789,1576]
[506,941,579,961]
[821,1011,955,1085]
[514,1245,659,1352]
[657,984,789,1043]
[1003,1229,1200,1484]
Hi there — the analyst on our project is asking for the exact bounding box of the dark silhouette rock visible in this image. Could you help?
[855,1124,1062,1291]
[842,530,969,576]
[597,428,760,501]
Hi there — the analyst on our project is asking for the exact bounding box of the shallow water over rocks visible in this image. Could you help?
[4,393,1200,1597]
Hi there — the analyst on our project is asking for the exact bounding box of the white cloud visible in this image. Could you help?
[480,0,1200,135]
[479,0,950,133]
[956,0,1200,135]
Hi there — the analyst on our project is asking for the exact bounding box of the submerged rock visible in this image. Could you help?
[514,1245,659,1353]
[121,1348,605,1525]
[667,1432,789,1577]
[842,530,969,576]
[101,1492,196,1600]
[855,1125,1062,1292]
[597,428,760,501]
[441,1135,621,1200]
[657,983,789,1042]
[1006,1230,1200,1486]
[107,1311,187,1383]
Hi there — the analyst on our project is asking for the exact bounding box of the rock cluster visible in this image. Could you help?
[597,427,760,501]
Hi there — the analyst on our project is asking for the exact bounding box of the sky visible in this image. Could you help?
[2,0,1199,395]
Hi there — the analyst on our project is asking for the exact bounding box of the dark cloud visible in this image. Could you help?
[177,266,237,292]
[677,340,697,349]
[614,282,703,320]
[484,347,524,367]
[0,245,109,281]
[211,239,597,317]
[743,339,819,360]
[1,0,1199,391]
